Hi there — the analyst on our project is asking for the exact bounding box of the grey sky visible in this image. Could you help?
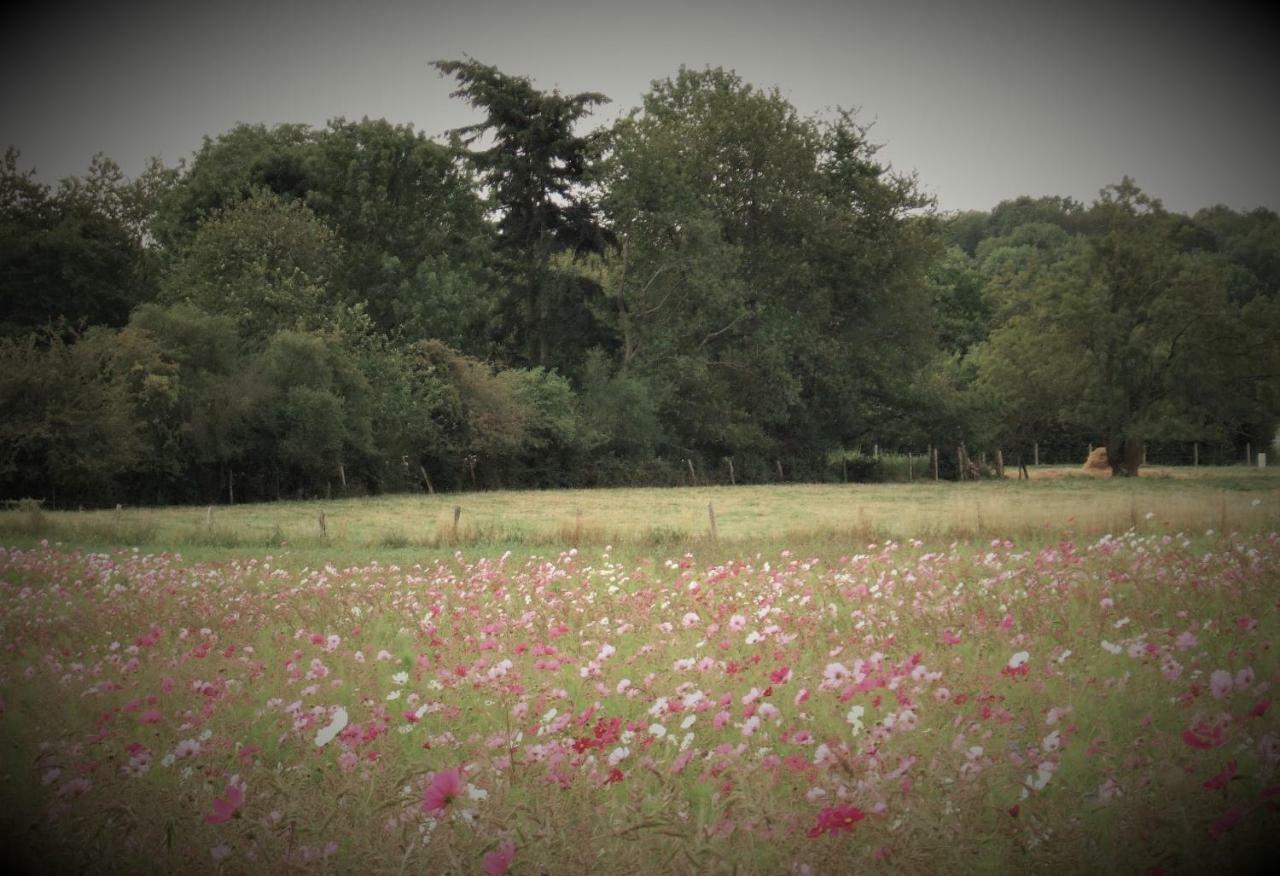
[3,0,1277,215]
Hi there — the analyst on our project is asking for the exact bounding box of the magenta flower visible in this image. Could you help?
[481,842,516,876]
[1202,760,1238,792]
[1183,724,1226,750]
[807,804,866,837]
[422,766,464,813]
[1209,807,1246,839]
[206,781,244,824]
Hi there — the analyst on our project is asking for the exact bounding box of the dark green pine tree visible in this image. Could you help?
[433,59,611,367]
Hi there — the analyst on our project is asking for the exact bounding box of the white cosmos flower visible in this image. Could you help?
[314,706,348,747]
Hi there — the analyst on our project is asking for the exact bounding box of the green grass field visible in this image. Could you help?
[2,465,1277,563]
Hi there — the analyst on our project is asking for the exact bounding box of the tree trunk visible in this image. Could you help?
[1107,436,1143,477]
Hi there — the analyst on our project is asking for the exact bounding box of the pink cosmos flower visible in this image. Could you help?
[1209,807,1246,839]
[807,804,866,837]
[1203,760,1237,792]
[1183,724,1226,750]
[206,780,245,824]
[422,766,465,813]
[1209,670,1233,700]
[481,842,516,876]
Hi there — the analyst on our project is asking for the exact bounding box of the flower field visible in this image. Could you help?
[1,529,1278,873]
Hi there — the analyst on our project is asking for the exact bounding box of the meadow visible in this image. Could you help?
[1,468,1278,873]
[2,465,1278,563]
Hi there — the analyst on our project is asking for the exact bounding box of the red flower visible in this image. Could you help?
[807,804,866,837]
[422,767,465,813]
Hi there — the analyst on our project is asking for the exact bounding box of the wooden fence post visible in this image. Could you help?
[908,452,914,482]
[318,511,326,538]
[1193,443,1199,467]
[932,447,939,482]
[996,449,1004,479]
[776,459,785,481]
[686,458,697,484]
[420,465,434,495]
[708,502,718,543]
[452,505,461,541]
[726,457,736,486]
[1033,442,1039,466]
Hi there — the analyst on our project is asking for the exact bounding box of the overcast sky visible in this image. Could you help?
[3,0,1277,215]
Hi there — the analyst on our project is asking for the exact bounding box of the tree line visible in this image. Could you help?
[2,61,1277,505]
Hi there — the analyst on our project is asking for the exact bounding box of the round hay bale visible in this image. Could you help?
[1082,446,1110,472]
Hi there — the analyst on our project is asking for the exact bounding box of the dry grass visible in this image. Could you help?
[2,466,1276,560]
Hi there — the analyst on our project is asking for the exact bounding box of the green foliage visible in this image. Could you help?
[0,150,156,335]
[300,118,497,349]
[152,120,498,351]
[4,64,1279,502]
[576,349,662,460]
[973,178,1280,474]
[0,328,144,501]
[433,58,611,367]
[240,331,377,496]
[603,67,938,465]
[161,189,340,340]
